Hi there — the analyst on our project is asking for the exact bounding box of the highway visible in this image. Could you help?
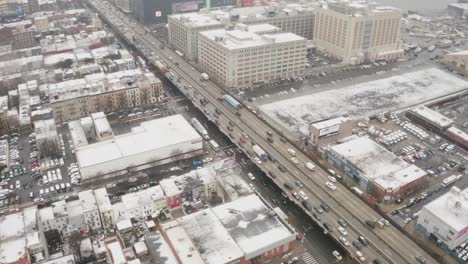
[85,1,439,263]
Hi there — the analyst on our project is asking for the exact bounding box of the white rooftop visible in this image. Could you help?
[78,190,98,212]
[133,241,148,255]
[200,26,305,50]
[447,126,468,142]
[116,219,132,231]
[76,115,201,169]
[144,232,178,264]
[107,240,126,264]
[311,116,349,130]
[160,221,205,264]
[160,165,217,197]
[410,106,454,129]
[212,194,295,259]
[69,121,88,147]
[422,186,468,232]
[40,254,76,264]
[330,137,427,190]
[34,119,58,140]
[121,186,165,211]
[94,188,112,212]
[179,209,243,264]
[0,212,26,263]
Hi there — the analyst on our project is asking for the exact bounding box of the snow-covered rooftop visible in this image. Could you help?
[311,116,349,130]
[200,27,305,50]
[34,119,58,140]
[179,209,243,264]
[40,254,76,264]
[330,137,426,190]
[145,232,178,264]
[94,188,112,212]
[447,126,468,142]
[107,240,126,264]
[121,186,165,211]
[79,190,98,212]
[133,241,148,255]
[261,68,468,135]
[116,219,132,231]
[410,106,453,129]
[212,194,295,259]
[76,115,201,169]
[160,221,205,264]
[0,212,26,263]
[422,186,468,232]
[160,165,217,197]
[52,200,68,218]
[69,120,88,147]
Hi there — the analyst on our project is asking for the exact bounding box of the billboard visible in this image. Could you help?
[209,0,237,8]
[319,124,340,138]
[155,10,161,17]
[172,1,198,12]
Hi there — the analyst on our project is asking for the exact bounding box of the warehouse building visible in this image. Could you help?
[417,186,468,251]
[407,106,454,133]
[446,126,468,151]
[168,3,315,60]
[76,114,203,182]
[314,1,402,64]
[325,137,427,203]
[443,50,468,75]
[308,116,353,148]
[160,194,296,264]
[198,23,307,88]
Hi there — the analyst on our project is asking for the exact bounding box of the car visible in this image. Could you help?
[415,255,426,263]
[327,176,336,183]
[338,226,347,236]
[358,236,368,246]
[292,192,300,200]
[332,251,342,261]
[267,131,273,136]
[280,138,287,143]
[339,236,350,247]
[287,148,296,156]
[268,171,276,179]
[355,251,366,262]
[353,240,363,250]
[320,202,330,212]
[298,191,308,200]
[267,137,274,143]
[338,218,348,227]
[302,200,312,211]
[366,220,376,229]
[295,180,304,188]
[247,173,255,180]
[254,157,262,164]
[326,181,337,191]
[323,223,333,233]
[278,165,287,172]
[295,232,302,241]
[15,180,20,189]
[291,157,299,164]
[283,181,293,190]
[381,218,390,226]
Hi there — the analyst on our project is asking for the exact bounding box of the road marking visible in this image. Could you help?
[302,252,319,264]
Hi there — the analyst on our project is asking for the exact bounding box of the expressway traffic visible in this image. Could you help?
[85,1,438,263]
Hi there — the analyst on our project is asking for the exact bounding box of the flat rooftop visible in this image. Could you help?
[144,232,178,264]
[311,116,349,130]
[260,67,468,135]
[94,188,112,212]
[0,212,26,263]
[69,121,88,147]
[160,221,205,264]
[330,137,426,190]
[34,119,58,140]
[423,186,468,232]
[121,186,165,211]
[76,115,201,169]
[212,194,295,259]
[200,27,305,50]
[179,209,243,264]
[410,106,454,129]
[78,190,98,212]
[160,166,217,197]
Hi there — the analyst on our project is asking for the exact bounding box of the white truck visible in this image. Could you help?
[191,118,209,139]
[200,73,209,81]
[252,145,267,161]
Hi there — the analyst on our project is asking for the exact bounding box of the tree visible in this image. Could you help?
[39,139,60,158]
[68,230,82,262]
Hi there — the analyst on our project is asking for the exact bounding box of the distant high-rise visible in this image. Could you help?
[133,0,200,25]
[314,1,403,64]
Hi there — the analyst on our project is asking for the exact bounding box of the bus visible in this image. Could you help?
[209,140,220,152]
[441,175,462,187]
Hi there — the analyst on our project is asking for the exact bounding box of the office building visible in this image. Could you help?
[325,136,428,203]
[198,23,307,88]
[308,116,353,148]
[168,3,315,60]
[314,1,402,64]
[417,186,468,251]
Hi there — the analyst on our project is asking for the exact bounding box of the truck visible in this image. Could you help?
[252,145,267,161]
[155,61,167,73]
[223,95,241,110]
[193,160,203,167]
[441,174,462,187]
[191,118,209,139]
[200,73,209,81]
[175,50,184,57]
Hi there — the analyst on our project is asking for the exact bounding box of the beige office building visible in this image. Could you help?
[168,3,315,61]
[198,23,307,88]
[47,70,162,123]
[314,1,403,64]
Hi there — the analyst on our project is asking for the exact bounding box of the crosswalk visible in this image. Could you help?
[301,252,319,264]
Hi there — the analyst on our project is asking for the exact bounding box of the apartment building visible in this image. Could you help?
[47,70,163,123]
[443,50,468,75]
[94,188,115,230]
[12,25,36,50]
[168,3,315,60]
[313,1,402,64]
[79,190,103,231]
[198,23,307,88]
[0,96,9,134]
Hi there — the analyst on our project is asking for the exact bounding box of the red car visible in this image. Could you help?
[239,137,247,143]
[296,232,303,241]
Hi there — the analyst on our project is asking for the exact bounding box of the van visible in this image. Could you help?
[305,162,316,171]
[287,149,296,156]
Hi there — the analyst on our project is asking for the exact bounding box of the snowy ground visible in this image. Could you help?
[259,67,468,135]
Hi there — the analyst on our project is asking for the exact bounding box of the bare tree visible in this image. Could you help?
[40,139,61,158]
[67,230,82,262]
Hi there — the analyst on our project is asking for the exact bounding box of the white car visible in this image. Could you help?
[339,236,350,247]
[202,157,213,163]
[248,183,255,190]
[328,176,337,183]
[355,251,366,262]
[298,191,308,200]
[332,250,343,261]
[291,157,299,164]
[254,157,262,164]
[247,173,256,180]
[338,226,347,236]
[15,180,21,189]
[326,181,337,191]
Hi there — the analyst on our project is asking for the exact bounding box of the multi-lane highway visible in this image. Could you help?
[85,1,439,263]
